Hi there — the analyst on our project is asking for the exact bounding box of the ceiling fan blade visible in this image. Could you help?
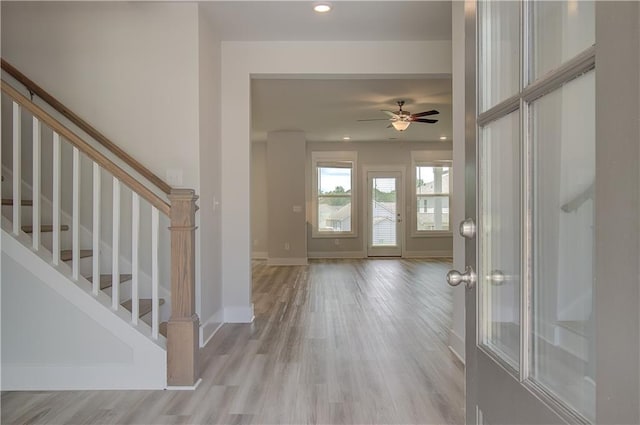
[386,124,393,128]
[413,118,439,124]
[381,110,399,118]
[411,110,440,118]
[357,118,392,122]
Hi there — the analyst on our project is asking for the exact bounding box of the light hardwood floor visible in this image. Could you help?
[1,259,464,425]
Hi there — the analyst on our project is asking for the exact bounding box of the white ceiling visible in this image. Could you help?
[251,77,452,143]
[205,1,453,144]
[201,1,452,42]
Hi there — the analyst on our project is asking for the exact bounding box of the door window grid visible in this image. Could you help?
[477,0,595,422]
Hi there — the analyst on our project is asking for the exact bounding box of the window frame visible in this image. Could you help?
[311,151,357,238]
[411,157,453,238]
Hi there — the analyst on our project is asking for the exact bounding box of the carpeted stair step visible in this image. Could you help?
[60,249,93,262]
[122,298,165,318]
[2,198,33,206]
[87,274,133,290]
[22,224,69,233]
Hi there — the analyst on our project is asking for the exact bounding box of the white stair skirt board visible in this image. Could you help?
[0,165,172,322]
[403,250,453,258]
[224,304,254,323]
[1,228,166,390]
[199,309,224,348]
[448,329,466,364]
[266,257,308,266]
[307,251,366,259]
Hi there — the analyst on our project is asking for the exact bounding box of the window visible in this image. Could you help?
[311,152,357,237]
[414,163,451,234]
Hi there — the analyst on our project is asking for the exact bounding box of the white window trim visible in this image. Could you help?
[311,151,358,238]
[411,152,453,237]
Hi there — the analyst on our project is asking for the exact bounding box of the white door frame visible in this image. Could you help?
[362,165,406,257]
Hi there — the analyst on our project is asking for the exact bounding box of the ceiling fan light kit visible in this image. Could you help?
[391,121,411,131]
[358,100,440,132]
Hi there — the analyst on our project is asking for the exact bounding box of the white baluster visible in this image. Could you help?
[72,147,80,280]
[12,102,21,235]
[32,117,41,250]
[92,163,101,295]
[131,193,140,325]
[151,206,159,339]
[52,133,61,265]
[112,177,120,310]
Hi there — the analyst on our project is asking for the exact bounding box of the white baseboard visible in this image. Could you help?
[166,378,202,391]
[224,304,254,323]
[252,251,268,260]
[307,251,366,259]
[403,250,453,259]
[199,310,224,348]
[448,329,465,364]
[266,257,308,266]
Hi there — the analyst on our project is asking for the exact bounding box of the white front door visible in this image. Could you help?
[454,2,640,424]
[367,171,403,257]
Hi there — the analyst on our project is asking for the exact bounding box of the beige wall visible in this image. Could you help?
[251,144,268,258]
[307,141,453,257]
[266,131,307,264]
[251,139,454,259]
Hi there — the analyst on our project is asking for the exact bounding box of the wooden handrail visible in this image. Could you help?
[1,59,172,195]
[2,81,171,217]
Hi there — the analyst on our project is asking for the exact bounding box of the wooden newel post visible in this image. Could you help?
[167,189,200,386]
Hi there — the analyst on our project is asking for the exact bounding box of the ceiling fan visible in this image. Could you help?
[358,100,439,131]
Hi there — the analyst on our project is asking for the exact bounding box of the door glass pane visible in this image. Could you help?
[479,111,521,368]
[371,177,397,247]
[532,1,594,82]
[532,71,595,422]
[479,0,520,112]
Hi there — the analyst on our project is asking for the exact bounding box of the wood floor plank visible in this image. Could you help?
[1,258,464,424]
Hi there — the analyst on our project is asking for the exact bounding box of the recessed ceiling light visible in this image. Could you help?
[313,2,332,13]
[342,136,351,141]
[440,136,447,140]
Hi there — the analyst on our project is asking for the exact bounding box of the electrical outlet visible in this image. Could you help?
[253,239,259,247]
[334,239,340,246]
[284,242,290,250]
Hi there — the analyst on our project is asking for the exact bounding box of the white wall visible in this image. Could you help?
[1,235,166,390]
[222,40,452,322]
[1,2,223,345]
[197,5,224,346]
[450,0,466,362]
[1,2,201,190]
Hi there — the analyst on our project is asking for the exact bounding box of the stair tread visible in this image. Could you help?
[60,250,93,261]
[87,274,133,290]
[122,298,165,318]
[22,224,69,233]
[2,198,33,206]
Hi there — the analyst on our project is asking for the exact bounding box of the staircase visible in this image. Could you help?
[1,60,201,389]
[2,193,167,333]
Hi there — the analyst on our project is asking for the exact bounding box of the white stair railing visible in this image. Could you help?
[2,70,201,386]
[2,83,170,341]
